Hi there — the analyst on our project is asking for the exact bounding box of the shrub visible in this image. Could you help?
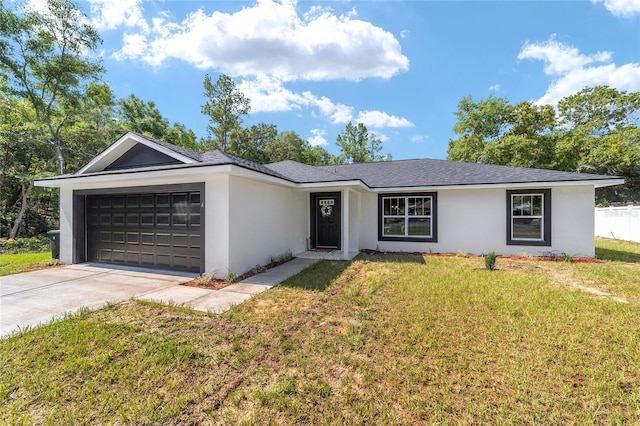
[0,237,50,254]
[485,252,497,271]
[194,270,217,287]
[225,271,236,283]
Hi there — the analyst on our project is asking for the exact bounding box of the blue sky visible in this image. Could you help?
[75,0,640,160]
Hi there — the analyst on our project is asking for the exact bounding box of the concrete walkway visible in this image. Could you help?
[1,258,317,338]
[138,257,318,312]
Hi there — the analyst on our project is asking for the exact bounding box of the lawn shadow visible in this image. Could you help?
[281,259,353,292]
[596,247,640,263]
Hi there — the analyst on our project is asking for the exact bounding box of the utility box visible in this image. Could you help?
[47,230,60,260]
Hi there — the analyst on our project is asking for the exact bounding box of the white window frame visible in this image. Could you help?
[381,195,433,239]
[510,193,544,241]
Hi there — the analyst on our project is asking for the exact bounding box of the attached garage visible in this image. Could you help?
[74,184,204,274]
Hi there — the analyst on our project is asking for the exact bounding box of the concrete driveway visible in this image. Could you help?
[0,263,196,338]
[1,258,318,338]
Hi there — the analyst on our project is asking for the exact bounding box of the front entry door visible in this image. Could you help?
[312,193,340,249]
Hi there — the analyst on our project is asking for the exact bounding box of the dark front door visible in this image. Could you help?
[312,193,340,249]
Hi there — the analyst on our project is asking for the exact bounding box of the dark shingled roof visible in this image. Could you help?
[62,132,618,187]
[266,157,616,188]
[312,158,616,188]
[265,160,352,183]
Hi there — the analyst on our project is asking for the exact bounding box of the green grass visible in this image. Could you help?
[596,237,640,263]
[2,241,640,423]
[0,252,57,276]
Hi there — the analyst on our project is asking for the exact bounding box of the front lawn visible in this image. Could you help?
[1,241,640,423]
[0,252,57,277]
[596,237,640,263]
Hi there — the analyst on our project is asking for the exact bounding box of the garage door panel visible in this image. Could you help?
[126,232,139,244]
[86,190,202,273]
[141,233,155,245]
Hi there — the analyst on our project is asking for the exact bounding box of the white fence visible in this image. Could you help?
[595,205,640,243]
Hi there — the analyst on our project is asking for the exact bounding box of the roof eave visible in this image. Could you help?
[369,178,625,192]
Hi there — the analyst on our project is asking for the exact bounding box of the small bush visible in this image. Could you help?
[194,270,217,287]
[485,252,497,271]
[0,237,50,254]
[225,271,237,283]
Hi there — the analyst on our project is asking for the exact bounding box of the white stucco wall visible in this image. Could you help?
[58,186,74,264]
[358,185,596,257]
[204,175,230,276]
[227,176,307,276]
[348,190,360,253]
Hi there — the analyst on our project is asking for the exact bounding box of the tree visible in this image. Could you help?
[447,86,640,204]
[558,86,640,136]
[264,131,333,165]
[230,123,277,164]
[201,74,250,151]
[336,122,388,163]
[118,94,200,151]
[0,0,104,174]
[0,95,54,237]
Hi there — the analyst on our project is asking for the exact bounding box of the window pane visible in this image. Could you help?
[396,198,405,215]
[408,198,418,216]
[384,198,391,216]
[408,218,431,236]
[532,195,542,216]
[512,195,521,216]
[383,218,405,236]
[423,198,431,216]
[513,218,542,240]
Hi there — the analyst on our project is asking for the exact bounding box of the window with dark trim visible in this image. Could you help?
[506,189,551,246]
[378,193,437,242]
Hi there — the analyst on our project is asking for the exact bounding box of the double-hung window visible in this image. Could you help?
[507,189,551,246]
[378,193,437,242]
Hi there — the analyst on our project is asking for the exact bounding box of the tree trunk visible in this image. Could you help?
[54,142,64,175]
[9,180,35,239]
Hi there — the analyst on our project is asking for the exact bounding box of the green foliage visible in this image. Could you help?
[484,251,497,270]
[0,237,50,254]
[225,271,236,283]
[0,0,104,175]
[447,86,640,204]
[202,74,251,151]
[336,122,389,163]
[117,94,201,151]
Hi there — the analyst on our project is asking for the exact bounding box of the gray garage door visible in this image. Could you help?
[86,191,202,273]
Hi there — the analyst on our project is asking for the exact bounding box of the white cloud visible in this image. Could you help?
[87,0,149,31]
[518,37,612,75]
[410,135,427,144]
[237,76,354,123]
[518,37,640,105]
[489,84,501,91]
[356,110,413,128]
[308,129,328,146]
[372,132,390,143]
[592,0,640,18]
[109,0,409,82]
[113,33,148,61]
